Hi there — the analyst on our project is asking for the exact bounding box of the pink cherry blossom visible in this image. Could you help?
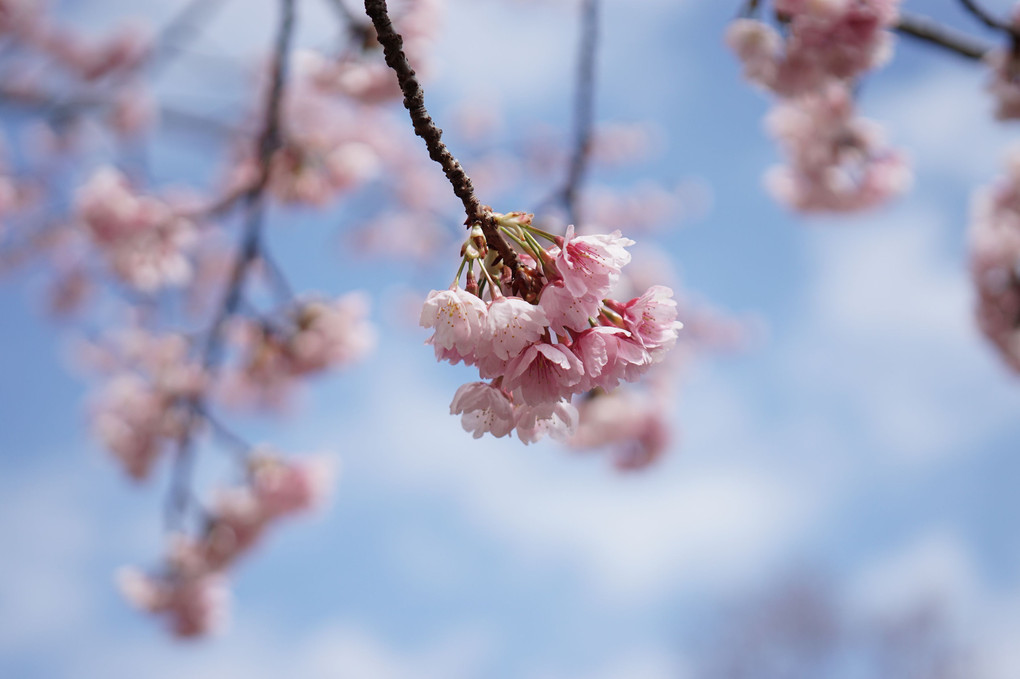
[556,225,634,298]
[485,295,548,360]
[420,286,490,356]
[287,294,377,374]
[569,390,671,471]
[620,285,684,361]
[765,84,911,213]
[450,381,515,439]
[539,280,600,336]
[74,166,197,291]
[728,1,899,97]
[503,342,584,404]
[251,452,336,517]
[118,567,230,639]
[572,325,649,392]
[514,399,579,445]
[91,374,179,480]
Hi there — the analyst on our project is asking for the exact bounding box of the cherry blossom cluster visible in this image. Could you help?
[726,1,909,213]
[421,212,683,444]
[118,450,335,637]
[222,293,377,408]
[86,330,205,480]
[969,148,1020,373]
[727,0,900,98]
[74,166,198,292]
[0,2,158,138]
[765,83,911,213]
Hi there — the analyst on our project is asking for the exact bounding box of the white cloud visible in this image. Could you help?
[848,529,982,621]
[786,206,1020,466]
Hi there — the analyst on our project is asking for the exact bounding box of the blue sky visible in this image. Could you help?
[4,0,1020,677]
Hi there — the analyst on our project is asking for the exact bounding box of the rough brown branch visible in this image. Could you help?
[895,12,992,60]
[362,0,520,272]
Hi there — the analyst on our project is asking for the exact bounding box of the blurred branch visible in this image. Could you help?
[562,0,600,227]
[148,0,233,75]
[737,0,761,19]
[362,0,521,273]
[895,12,992,60]
[959,0,1015,34]
[167,0,296,531]
[324,0,373,43]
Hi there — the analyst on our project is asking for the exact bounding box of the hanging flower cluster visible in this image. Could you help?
[420,212,683,444]
[74,166,197,292]
[726,0,909,213]
[87,330,206,481]
[221,293,377,408]
[765,83,911,212]
[118,450,334,637]
[727,0,899,98]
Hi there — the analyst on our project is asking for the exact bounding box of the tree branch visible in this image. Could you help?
[166,0,296,531]
[562,0,600,227]
[362,0,520,272]
[895,12,992,60]
[959,0,1014,34]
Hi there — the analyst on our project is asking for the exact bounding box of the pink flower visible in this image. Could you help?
[485,296,548,360]
[621,285,684,361]
[117,567,229,639]
[450,382,515,438]
[556,225,634,298]
[539,280,600,336]
[727,1,899,97]
[74,166,196,291]
[420,286,489,356]
[764,84,911,213]
[287,294,376,374]
[572,326,649,392]
[569,391,671,471]
[251,453,336,517]
[514,400,579,444]
[503,342,584,404]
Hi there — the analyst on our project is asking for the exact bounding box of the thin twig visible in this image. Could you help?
[959,0,1013,33]
[148,0,233,76]
[325,0,373,42]
[562,0,600,227]
[362,0,520,272]
[737,0,761,19]
[895,12,992,60]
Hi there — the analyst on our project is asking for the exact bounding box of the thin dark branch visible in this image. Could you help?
[362,0,520,272]
[202,0,294,364]
[325,0,373,42]
[260,250,296,305]
[166,0,296,531]
[562,0,600,227]
[164,430,198,530]
[148,0,233,75]
[959,0,1014,33]
[196,405,253,459]
[737,0,761,19]
[895,12,992,60]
